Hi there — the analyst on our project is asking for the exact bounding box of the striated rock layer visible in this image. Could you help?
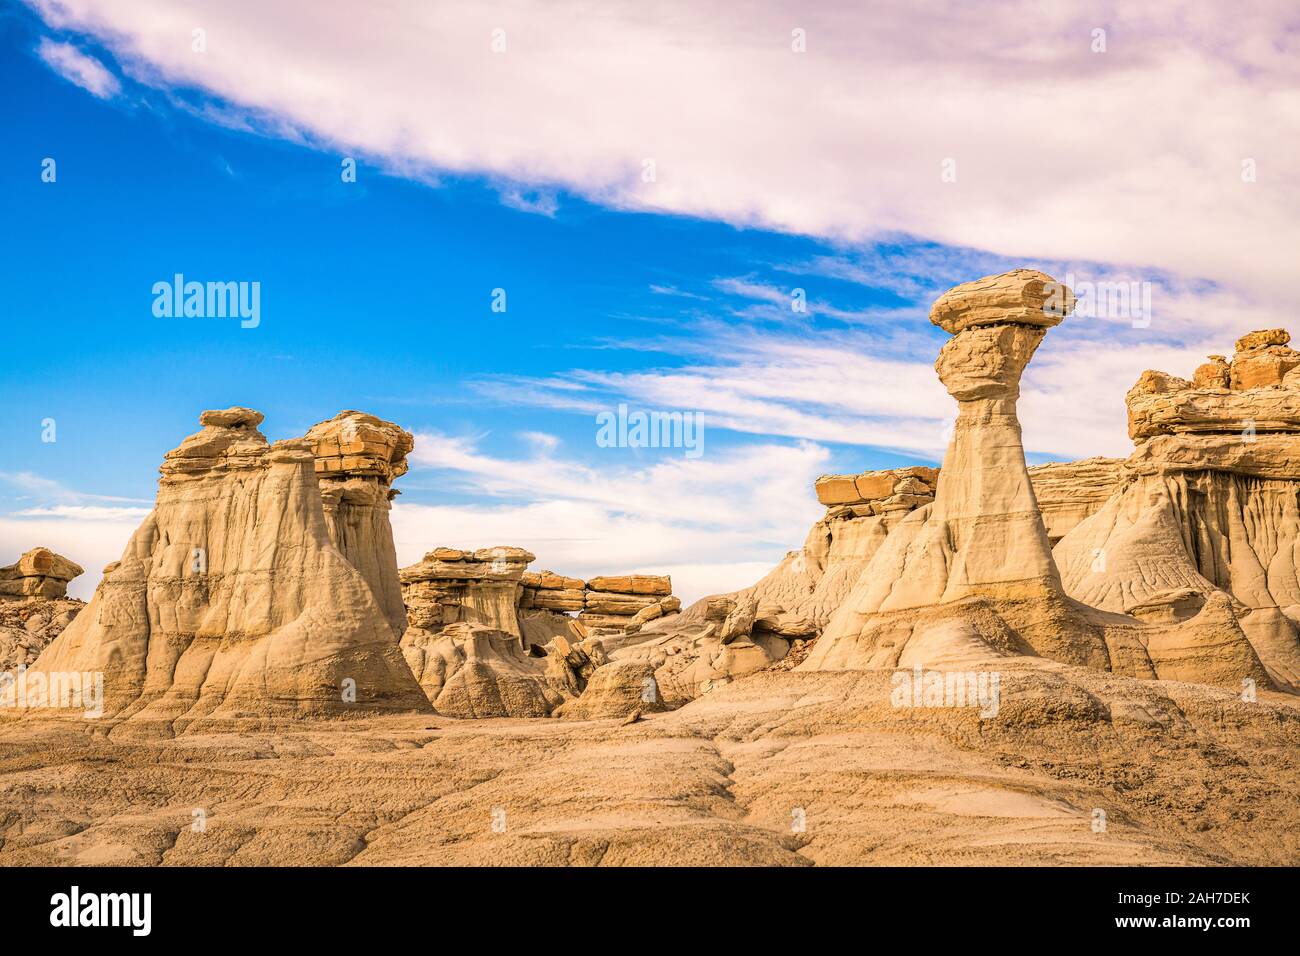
[397,547,682,715]
[23,407,430,729]
[1027,458,1125,545]
[305,411,414,639]
[1055,333,1300,691]
[400,546,535,643]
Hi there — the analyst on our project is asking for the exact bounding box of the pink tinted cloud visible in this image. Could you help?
[25,0,1300,298]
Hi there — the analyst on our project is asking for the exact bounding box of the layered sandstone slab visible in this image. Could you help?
[400,546,534,641]
[24,407,430,726]
[928,268,1073,334]
[814,466,938,515]
[0,548,84,601]
[585,575,672,596]
[305,411,414,639]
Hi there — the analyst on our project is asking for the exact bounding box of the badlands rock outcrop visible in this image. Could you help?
[1054,331,1300,691]
[577,574,678,633]
[21,407,430,727]
[609,270,1272,695]
[0,548,83,601]
[400,621,560,718]
[798,271,1271,690]
[803,270,1120,672]
[397,549,680,716]
[305,411,414,639]
[521,570,680,635]
[400,546,536,644]
[607,468,937,702]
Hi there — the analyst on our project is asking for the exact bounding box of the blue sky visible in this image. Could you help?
[2,1,1294,602]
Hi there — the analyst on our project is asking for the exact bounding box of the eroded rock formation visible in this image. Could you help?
[1026,458,1125,545]
[1055,332,1300,691]
[803,270,1119,672]
[400,546,535,644]
[305,411,414,639]
[23,407,430,727]
[815,466,938,516]
[397,549,681,715]
[612,270,1274,697]
[0,548,83,602]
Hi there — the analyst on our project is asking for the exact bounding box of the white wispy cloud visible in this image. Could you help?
[35,37,120,98]
[0,471,150,505]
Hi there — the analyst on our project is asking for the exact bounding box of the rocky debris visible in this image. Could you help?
[399,621,560,718]
[400,547,535,642]
[1026,458,1126,545]
[0,548,84,601]
[304,411,414,639]
[596,468,925,702]
[0,597,84,670]
[539,631,610,698]
[605,592,796,705]
[767,636,817,671]
[815,466,939,516]
[25,406,430,726]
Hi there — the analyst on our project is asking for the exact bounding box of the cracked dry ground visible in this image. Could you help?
[0,661,1297,866]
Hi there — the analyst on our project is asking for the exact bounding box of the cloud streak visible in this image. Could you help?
[24,0,1300,298]
[36,37,119,98]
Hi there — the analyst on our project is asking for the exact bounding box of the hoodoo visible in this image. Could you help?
[24,407,430,727]
[803,270,1115,671]
[619,270,1273,694]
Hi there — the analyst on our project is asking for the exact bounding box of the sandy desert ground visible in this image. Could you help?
[2,655,1296,867]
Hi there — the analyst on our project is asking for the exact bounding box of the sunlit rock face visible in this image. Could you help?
[800,271,1270,691]
[1056,332,1300,691]
[304,410,415,640]
[25,407,430,729]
